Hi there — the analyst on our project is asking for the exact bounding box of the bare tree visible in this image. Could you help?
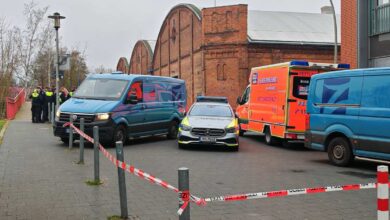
[16,1,53,87]
[0,18,21,118]
[94,65,113,74]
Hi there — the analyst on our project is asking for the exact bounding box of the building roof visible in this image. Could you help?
[248,10,340,46]
[145,40,156,54]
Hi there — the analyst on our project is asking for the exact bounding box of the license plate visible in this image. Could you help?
[200,136,216,143]
[298,135,305,139]
[65,128,76,134]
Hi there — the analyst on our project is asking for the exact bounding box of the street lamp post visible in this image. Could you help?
[48,12,65,112]
[329,0,338,63]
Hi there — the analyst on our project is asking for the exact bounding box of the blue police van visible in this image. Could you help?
[305,67,390,166]
[54,73,186,146]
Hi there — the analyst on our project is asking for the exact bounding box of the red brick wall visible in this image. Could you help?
[152,5,203,106]
[202,5,248,107]
[341,0,358,68]
[129,41,153,75]
[116,57,129,73]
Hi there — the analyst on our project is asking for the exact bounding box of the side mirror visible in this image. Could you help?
[126,94,138,104]
[236,96,242,105]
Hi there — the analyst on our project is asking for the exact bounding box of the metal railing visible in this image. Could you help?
[371,3,390,36]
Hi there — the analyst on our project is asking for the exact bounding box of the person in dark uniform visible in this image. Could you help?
[69,87,76,98]
[29,88,41,123]
[37,87,45,123]
[42,87,54,122]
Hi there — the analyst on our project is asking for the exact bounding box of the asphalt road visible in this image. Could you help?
[0,111,383,220]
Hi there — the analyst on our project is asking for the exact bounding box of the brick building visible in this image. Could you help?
[342,0,390,68]
[118,4,340,107]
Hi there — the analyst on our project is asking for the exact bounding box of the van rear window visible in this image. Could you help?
[292,77,310,100]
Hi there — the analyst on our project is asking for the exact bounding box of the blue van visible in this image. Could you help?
[305,67,390,166]
[53,73,186,146]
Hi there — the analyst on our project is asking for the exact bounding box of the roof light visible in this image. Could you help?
[337,64,350,69]
[290,60,309,66]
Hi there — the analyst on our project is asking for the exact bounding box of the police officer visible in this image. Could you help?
[42,87,54,122]
[38,87,45,123]
[29,88,41,123]
[59,87,70,105]
[69,87,76,97]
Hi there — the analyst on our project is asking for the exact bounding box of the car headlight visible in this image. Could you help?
[180,124,192,131]
[55,109,61,119]
[225,127,237,133]
[225,118,238,133]
[96,113,110,121]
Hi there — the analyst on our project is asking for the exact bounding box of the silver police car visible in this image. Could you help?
[178,96,239,151]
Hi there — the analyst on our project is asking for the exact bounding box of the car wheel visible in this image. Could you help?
[178,143,186,149]
[167,121,179,139]
[264,127,277,146]
[61,137,69,144]
[327,137,354,166]
[113,125,127,146]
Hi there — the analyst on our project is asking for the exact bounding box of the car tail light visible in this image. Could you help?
[305,113,310,130]
[285,133,298,139]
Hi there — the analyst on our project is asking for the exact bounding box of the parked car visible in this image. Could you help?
[53,73,186,146]
[305,67,390,166]
[177,96,239,151]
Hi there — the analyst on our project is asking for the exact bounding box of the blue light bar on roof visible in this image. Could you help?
[337,64,350,69]
[290,60,309,66]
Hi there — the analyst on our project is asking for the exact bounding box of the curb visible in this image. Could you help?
[0,120,10,145]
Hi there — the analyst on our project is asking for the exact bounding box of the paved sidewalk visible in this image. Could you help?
[0,102,381,220]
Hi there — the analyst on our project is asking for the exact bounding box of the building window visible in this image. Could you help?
[370,0,390,35]
[217,63,227,81]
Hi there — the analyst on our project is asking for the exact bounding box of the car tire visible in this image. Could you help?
[112,125,127,147]
[178,143,186,149]
[264,127,277,146]
[167,121,179,139]
[61,137,70,145]
[327,137,354,167]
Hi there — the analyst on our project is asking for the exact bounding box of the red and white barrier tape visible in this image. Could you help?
[203,182,377,202]
[63,123,389,217]
[63,123,204,215]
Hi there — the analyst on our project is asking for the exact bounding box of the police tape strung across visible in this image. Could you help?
[203,182,377,202]
[63,122,205,215]
[63,122,388,217]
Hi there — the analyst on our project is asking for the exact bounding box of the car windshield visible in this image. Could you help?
[189,104,232,117]
[73,78,128,100]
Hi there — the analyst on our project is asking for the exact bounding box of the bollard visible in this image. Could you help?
[51,102,55,126]
[93,126,100,182]
[116,141,128,218]
[69,115,74,149]
[178,167,190,220]
[78,118,85,164]
[377,165,389,220]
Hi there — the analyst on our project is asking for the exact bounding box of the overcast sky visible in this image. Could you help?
[1,0,340,72]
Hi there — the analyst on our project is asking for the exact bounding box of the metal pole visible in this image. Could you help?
[178,167,190,220]
[69,115,73,149]
[116,141,128,218]
[48,103,51,123]
[51,102,55,126]
[55,28,60,112]
[79,118,85,164]
[93,126,100,182]
[330,0,338,63]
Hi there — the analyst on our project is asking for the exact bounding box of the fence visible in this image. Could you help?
[6,87,26,120]
[64,121,389,220]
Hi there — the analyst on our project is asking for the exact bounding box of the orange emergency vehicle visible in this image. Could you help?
[236,61,349,145]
